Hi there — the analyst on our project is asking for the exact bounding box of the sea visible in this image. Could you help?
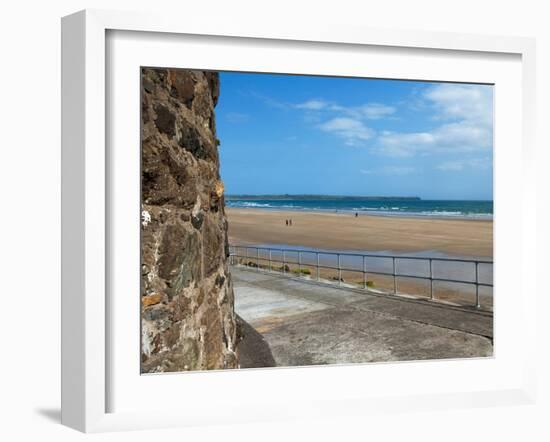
[226,197,493,220]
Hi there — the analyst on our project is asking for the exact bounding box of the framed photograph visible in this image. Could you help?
[61,9,537,432]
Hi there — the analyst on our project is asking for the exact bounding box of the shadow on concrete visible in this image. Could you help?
[35,407,61,423]
[236,315,277,368]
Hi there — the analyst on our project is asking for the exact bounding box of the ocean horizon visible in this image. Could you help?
[226,196,493,219]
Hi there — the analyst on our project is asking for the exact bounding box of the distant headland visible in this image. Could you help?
[225,194,422,201]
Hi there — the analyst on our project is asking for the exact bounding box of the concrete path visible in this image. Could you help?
[232,267,493,368]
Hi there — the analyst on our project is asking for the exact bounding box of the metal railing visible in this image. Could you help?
[228,244,493,310]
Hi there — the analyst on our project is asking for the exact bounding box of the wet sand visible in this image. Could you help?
[226,208,493,258]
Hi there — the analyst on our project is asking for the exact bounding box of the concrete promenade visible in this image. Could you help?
[232,266,493,368]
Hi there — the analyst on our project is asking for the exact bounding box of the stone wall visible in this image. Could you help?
[140,68,238,373]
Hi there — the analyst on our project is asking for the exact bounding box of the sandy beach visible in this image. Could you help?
[227,208,493,258]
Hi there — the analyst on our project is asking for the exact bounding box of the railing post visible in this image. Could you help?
[338,254,341,286]
[245,247,248,266]
[298,251,302,276]
[256,247,260,271]
[269,250,272,272]
[283,250,286,274]
[475,261,480,308]
[317,252,320,281]
[363,255,367,289]
[429,259,434,300]
[392,257,397,294]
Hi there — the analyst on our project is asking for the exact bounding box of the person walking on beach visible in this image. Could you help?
[285,219,288,226]
[289,219,293,226]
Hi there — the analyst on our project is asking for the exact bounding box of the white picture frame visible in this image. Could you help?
[61,9,537,433]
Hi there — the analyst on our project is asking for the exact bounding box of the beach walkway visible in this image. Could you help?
[232,266,493,368]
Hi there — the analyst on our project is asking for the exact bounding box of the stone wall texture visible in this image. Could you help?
[140,68,238,373]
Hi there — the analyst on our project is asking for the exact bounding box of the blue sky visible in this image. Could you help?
[216,72,493,200]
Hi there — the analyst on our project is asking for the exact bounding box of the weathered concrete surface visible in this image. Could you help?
[233,267,493,368]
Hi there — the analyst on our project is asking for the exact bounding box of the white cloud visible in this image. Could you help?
[292,99,396,146]
[375,84,493,157]
[377,120,491,157]
[294,99,330,110]
[360,166,416,176]
[345,103,396,120]
[318,118,374,145]
[436,161,463,171]
[294,100,396,120]
[289,84,492,156]
[436,157,491,171]
[424,83,493,126]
